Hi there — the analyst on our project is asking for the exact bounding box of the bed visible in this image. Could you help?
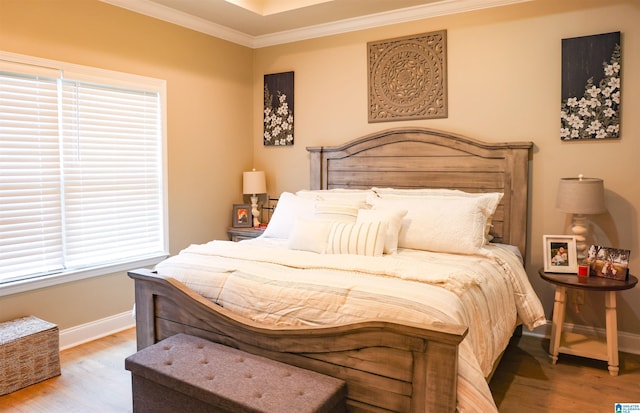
[129,127,545,412]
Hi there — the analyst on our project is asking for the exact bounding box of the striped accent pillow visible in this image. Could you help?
[326,221,385,256]
[357,208,407,254]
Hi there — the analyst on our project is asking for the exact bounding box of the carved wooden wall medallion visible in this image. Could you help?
[368,30,447,122]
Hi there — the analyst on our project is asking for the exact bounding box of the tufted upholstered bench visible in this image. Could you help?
[125,333,347,413]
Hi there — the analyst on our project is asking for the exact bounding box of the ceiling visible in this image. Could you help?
[100,0,532,48]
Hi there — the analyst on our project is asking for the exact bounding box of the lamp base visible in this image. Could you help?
[571,214,588,262]
[250,195,261,227]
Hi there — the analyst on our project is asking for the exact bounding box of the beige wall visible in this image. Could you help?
[0,0,253,329]
[253,0,640,334]
[1,0,638,338]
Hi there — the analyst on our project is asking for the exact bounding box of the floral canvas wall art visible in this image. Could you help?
[263,71,294,146]
[561,31,621,141]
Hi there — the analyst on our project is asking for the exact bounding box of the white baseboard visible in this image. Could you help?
[523,320,640,355]
[59,311,135,351]
[57,314,640,357]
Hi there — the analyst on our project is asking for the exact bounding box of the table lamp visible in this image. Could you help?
[556,174,606,261]
[243,169,266,227]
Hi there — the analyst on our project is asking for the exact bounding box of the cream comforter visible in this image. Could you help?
[155,238,545,412]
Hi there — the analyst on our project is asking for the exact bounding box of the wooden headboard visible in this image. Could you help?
[306,127,533,259]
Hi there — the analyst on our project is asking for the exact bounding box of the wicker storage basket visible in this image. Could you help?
[0,316,61,395]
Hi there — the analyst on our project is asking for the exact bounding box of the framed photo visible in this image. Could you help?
[586,245,630,281]
[232,204,252,228]
[543,235,578,273]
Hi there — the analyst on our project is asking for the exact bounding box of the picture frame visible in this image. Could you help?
[543,235,578,273]
[232,204,252,228]
[586,245,630,281]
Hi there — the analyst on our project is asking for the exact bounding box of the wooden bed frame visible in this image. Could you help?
[129,127,533,412]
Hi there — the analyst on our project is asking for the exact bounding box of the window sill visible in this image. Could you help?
[0,254,168,297]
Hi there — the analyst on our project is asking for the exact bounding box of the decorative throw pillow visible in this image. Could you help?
[356,208,407,254]
[314,200,360,223]
[326,221,386,257]
[287,217,332,253]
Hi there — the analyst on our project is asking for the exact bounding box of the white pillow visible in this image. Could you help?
[287,217,332,253]
[369,188,503,241]
[296,188,372,204]
[314,200,360,223]
[367,196,491,254]
[372,187,469,198]
[326,221,386,257]
[357,208,407,254]
[262,192,316,239]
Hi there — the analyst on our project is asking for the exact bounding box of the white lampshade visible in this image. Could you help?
[243,169,266,195]
[556,176,606,215]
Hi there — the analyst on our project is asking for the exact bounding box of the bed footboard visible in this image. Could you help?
[129,268,467,413]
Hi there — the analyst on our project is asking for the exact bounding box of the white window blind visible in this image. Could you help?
[1,71,64,280]
[0,54,167,286]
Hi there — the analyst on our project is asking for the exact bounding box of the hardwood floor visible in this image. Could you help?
[0,328,136,413]
[490,335,640,412]
[1,328,639,412]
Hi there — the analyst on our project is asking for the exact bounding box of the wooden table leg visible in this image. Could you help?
[549,286,567,364]
[605,291,619,376]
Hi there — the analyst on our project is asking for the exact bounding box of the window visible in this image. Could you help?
[0,52,168,293]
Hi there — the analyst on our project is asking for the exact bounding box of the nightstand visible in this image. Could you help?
[538,268,637,376]
[227,227,265,242]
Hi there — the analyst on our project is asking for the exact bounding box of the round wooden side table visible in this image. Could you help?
[538,269,637,376]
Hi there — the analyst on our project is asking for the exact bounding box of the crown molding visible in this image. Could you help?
[101,0,532,49]
[100,0,255,47]
[253,0,532,48]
